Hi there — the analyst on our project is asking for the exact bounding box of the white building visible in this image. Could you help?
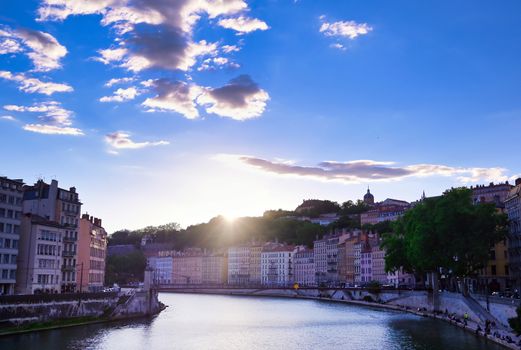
[293,246,315,286]
[16,214,64,294]
[0,177,23,295]
[261,245,294,286]
[22,180,82,292]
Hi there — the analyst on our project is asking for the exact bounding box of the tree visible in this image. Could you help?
[509,307,521,335]
[382,188,508,279]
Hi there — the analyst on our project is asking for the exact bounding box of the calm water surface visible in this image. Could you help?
[0,293,504,350]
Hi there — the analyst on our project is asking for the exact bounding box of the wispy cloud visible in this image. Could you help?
[105,131,169,153]
[0,115,17,122]
[4,101,82,135]
[221,155,510,184]
[105,77,135,87]
[0,71,73,95]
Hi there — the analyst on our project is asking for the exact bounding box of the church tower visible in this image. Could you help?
[363,187,374,205]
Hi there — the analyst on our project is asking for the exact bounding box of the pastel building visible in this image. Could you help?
[0,177,23,295]
[261,245,294,286]
[78,214,107,292]
[16,214,64,294]
[202,252,227,285]
[172,249,203,285]
[293,246,315,286]
[371,243,387,285]
[360,241,372,284]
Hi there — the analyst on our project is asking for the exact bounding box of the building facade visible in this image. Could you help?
[78,214,107,292]
[371,243,387,285]
[293,246,315,286]
[227,245,251,285]
[172,249,203,285]
[16,214,64,294]
[360,241,372,284]
[202,253,227,285]
[23,180,82,292]
[248,245,262,285]
[148,255,173,285]
[261,245,294,286]
[506,179,521,289]
[0,177,23,295]
[471,181,514,292]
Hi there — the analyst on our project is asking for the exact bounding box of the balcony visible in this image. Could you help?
[62,265,75,272]
[62,250,76,257]
[63,236,77,243]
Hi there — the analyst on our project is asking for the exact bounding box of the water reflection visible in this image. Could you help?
[0,293,504,350]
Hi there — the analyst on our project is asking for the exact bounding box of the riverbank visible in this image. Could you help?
[164,289,520,350]
[0,289,165,337]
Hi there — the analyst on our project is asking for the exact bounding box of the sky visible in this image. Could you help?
[1,0,520,233]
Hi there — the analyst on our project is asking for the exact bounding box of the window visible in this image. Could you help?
[489,250,496,260]
[491,265,497,276]
[505,265,509,276]
[4,239,10,248]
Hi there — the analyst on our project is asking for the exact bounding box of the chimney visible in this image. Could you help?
[82,213,90,220]
[70,186,76,193]
[516,178,521,186]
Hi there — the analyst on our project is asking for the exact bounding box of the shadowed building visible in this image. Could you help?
[0,177,23,295]
[506,179,521,290]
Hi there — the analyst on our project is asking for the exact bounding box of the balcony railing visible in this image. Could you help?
[62,250,76,257]
[63,236,77,243]
[61,265,75,271]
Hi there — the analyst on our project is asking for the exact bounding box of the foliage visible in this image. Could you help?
[381,188,508,277]
[509,306,521,335]
[366,280,382,294]
[295,199,341,217]
[105,250,146,285]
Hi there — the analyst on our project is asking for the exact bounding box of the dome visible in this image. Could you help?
[363,188,374,205]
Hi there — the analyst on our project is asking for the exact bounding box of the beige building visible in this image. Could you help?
[78,214,107,292]
[248,245,262,284]
[471,181,514,292]
[227,245,251,285]
[23,180,82,292]
[16,214,64,294]
[172,249,203,285]
[293,246,315,286]
[202,253,227,285]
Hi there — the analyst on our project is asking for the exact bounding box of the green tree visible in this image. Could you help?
[382,188,507,279]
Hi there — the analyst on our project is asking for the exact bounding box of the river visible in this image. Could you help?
[0,293,505,349]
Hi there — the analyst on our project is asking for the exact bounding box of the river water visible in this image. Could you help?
[0,293,505,350]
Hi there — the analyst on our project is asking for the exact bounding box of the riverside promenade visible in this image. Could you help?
[159,285,521,349]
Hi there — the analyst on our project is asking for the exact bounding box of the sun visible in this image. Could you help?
[222,213,238,223]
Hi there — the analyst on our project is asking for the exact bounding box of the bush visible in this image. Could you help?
[509,306,521,335]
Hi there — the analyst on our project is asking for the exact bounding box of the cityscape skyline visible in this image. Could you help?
[1,1,521,232]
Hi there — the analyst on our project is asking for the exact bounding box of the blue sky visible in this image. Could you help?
[1,0,520,232]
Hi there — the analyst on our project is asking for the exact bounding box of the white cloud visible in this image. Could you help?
[197,75,269,120]
[330,43,346,51]
[0,71,73,95]
[105,131,169,153]
[22,124,84,135]
[96,47,128,64]
[99,87,140,102]
[218,16,269,34]
[0,115,16,121]
[0,26,67,71]
[142,79,201,119]
[105,77,135,87]
[0,38,22,54]
[320,17,372,39]
[197,56,239,71]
